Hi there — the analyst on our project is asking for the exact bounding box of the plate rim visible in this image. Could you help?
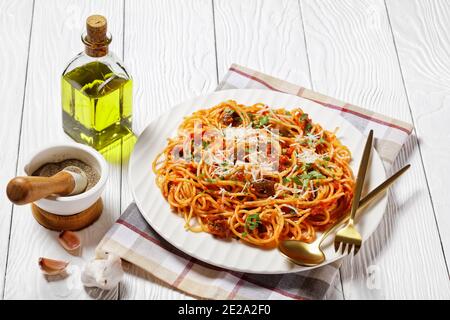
[129,88,387,274]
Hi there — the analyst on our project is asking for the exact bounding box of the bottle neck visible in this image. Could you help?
[85,44,108,57]
[81,32,112,58]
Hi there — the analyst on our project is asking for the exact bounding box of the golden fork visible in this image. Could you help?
[334,129,373,255]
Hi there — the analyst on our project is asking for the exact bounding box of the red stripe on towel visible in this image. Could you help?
[172,260,195,287]
[228,277,245,299]
[310,100,412,134]
[229,66,283,92]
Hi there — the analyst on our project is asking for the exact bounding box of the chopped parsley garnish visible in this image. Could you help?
[301,178,310,189]
[245,214,261,231]
[323,156,330,161]
[202,141,210,149]
[259,116,269,126]
[253,115,270,128]
[291,176,302,185]
[205,178,216,183]
[292,170,326,189]
[308,170,325,179]
[301,170,325,188]
[282,177,291,184]
[241,232,248,237]
[299,113,308,121]
[285,110,292,116]
[301,163,312,171]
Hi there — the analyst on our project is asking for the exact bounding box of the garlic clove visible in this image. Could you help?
[81,253,124,290]
[58,231,81,254]
[38,257,69,276]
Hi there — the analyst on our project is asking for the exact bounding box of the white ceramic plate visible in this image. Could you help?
[129,89,387,274]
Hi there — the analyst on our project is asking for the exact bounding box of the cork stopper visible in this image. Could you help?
[86,15,107,43]
[84,15,110,57]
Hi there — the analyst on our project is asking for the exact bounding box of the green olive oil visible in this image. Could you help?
[62,61,132,150]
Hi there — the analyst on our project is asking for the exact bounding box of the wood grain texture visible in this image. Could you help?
[213,0,342,300]
[301,0,450,299]
[119,0,217,299]
[386,0,450,271]
[2,0,449,300]
[3,0,124,299]
[0,0,33,299]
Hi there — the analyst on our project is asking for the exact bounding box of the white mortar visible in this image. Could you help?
[23,143,109,215]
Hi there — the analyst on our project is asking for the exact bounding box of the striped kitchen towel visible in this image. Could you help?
[96,64,413,300]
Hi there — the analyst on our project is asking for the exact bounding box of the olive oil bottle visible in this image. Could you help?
[62,15,132,150]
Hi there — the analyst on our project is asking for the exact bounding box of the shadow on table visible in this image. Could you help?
[339,133,423,298]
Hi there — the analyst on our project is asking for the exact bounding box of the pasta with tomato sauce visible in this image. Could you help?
[152,100,354,248]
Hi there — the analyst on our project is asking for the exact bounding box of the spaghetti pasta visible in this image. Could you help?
[152,100,354,248]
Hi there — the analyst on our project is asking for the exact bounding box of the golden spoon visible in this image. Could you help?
[278,164,410,267]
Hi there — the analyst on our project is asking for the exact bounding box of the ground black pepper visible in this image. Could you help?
[32,159,100,191]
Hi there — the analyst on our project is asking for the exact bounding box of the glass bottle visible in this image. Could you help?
[61,15,132,150]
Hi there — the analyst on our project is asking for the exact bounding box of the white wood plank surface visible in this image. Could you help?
[3,0,124,299]
[214,0,311,86]
[213,0,343,299]
[1,0,449,300]
[301,0,450,299]
[0,0,34,299]
[386,0,450,271]
[119,0,217,299]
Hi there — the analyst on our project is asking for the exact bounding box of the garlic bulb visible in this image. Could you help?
[81,253,124,290]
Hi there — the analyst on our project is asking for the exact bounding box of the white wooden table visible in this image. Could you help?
[1,0,449,300]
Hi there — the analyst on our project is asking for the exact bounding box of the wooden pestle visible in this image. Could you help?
[6,167,88,205]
